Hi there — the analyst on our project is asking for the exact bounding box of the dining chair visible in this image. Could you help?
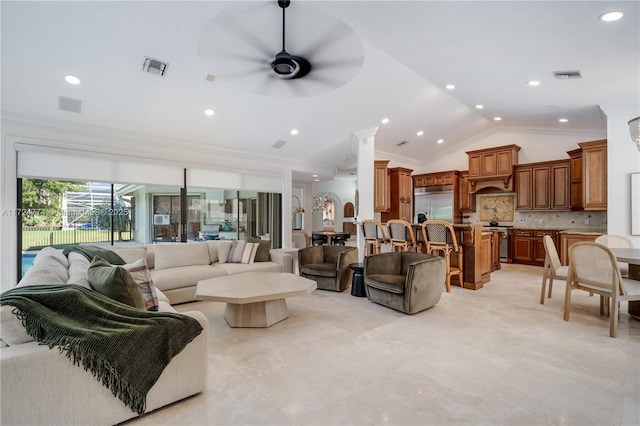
[386,219,417,253]
[420,220,463,293]
[595,234,634,278]
[564,241,640,338]
[360,219,387,255]
[540,235,569,304]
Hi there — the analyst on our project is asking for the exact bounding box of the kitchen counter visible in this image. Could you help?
[557,229,606,235]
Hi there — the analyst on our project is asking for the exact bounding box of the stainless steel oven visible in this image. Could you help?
[483,226,510,262]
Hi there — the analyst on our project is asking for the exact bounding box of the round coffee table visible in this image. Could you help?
[350,263,366,297]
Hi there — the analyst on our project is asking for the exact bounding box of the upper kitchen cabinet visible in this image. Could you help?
[567,140,607,211]
[458,171,476,212]
[466,145,521,192]
[413,171,455,188]
[381,167,413,222]
[374,160,390,212]
[580,140,607,211]
[515,160,570,211]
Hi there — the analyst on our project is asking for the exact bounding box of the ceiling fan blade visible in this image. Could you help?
[311,57,364,72]
[296,21,351,60]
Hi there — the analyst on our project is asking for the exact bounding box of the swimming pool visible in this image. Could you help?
[22,253,36,277]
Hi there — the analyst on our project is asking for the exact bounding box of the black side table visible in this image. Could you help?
[349,263,366,297]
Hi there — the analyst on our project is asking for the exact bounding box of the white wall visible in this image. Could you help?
[602,108,640,246]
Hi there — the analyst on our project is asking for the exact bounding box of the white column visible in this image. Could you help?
[354,128,378,261]
[600,105,640,246]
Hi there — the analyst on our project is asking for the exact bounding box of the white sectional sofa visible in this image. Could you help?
[0,246,209,426]
[108,240,294,305]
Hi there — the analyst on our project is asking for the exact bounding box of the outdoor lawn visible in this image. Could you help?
[22,227,132,250]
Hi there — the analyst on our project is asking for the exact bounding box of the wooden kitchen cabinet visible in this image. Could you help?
[560,232,600,265]
[466,144,521,192]
[513,229,559,266]
[458,171,476,212]
[514,160,570,211]
[374,160,390,212]
[580,140,607,210]
[566,140,607,211]
[567,148,583,210]
[513,229,534,264]
[413,171,455,188]
[381,167,413,221]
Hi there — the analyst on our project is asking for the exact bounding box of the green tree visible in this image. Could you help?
[95,200,131,241]
[21,179,83,226]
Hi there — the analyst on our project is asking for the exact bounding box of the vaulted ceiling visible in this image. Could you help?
[2,1,638,182]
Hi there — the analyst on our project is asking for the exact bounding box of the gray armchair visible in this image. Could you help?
[298,245,358,291]
[364,252,446,314]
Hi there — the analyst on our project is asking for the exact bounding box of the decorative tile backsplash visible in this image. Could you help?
[463,192,607,229]
[478,194,515,222]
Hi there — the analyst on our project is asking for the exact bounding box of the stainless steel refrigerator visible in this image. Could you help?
[414,186,454,223]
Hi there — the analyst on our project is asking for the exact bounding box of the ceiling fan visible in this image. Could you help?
[198,1,364,98]
[271,1,311,79]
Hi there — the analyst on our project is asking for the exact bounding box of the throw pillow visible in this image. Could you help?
[217,240,233,264]
[227,240,247,263]
[241,242,259,264]
[247,237,270,262]
[87,256,145,309]
[122,258,159,311]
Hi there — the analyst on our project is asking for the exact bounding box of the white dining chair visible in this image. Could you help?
[540,235,568,304]
[595,234,634,277]
[564,241,640,338]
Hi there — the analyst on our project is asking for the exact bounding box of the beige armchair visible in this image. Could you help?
[298,245,358,291]
[364,252,446,314]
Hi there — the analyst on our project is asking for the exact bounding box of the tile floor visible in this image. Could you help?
[125,263,639,425]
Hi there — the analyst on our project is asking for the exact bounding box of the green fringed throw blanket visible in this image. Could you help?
[62,245,126,265]
[0,284,203,414]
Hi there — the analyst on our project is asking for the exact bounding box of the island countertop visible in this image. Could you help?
[557,229,607,235]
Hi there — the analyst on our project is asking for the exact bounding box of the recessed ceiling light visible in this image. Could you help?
[600,11,623,22]
[314,179,320,182]
[445,84,455,90]
[494,117,502,121]
[290,129,299,135]
[312,174,318,178]
[475,105,484,109]
[437,139,444,144]
[528,80,541,86]
[417,131,424,136]
[381,118,389,124]
[64,75,81,85]
[204,109,215,116]
[559,118,568,123]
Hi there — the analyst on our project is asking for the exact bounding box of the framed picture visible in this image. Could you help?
[632,173,640,235]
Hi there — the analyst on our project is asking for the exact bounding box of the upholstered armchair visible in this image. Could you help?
[298,245,358,291]
[364,252,446,314]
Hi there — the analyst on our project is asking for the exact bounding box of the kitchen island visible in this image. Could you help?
[412,223,499,290]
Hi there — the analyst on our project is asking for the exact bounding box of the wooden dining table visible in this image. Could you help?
[610,247,640,320]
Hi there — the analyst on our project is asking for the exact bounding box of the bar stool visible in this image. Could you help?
[421,220,462,292]
[361,219,387,255]
[386,219,417,252]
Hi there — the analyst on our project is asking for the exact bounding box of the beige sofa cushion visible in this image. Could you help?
[0,305,34,346]
[153,243,210,270]
[66,252,91,289]
[213,261,282,275]
[33,246,68,268]
[150,265,226,292]
[107,247,148,265]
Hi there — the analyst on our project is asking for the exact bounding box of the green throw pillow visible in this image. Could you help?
[87,256,145,309]
[247,237,270,262]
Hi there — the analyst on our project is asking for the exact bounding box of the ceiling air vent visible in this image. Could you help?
[554,70,582,79]
[272,140,288,149]
[58,96,82,113]
[143,57,168,76]
[396,140,410,147]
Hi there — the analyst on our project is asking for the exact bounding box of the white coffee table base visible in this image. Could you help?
[196,272,316,328]
[224,299,289,328]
